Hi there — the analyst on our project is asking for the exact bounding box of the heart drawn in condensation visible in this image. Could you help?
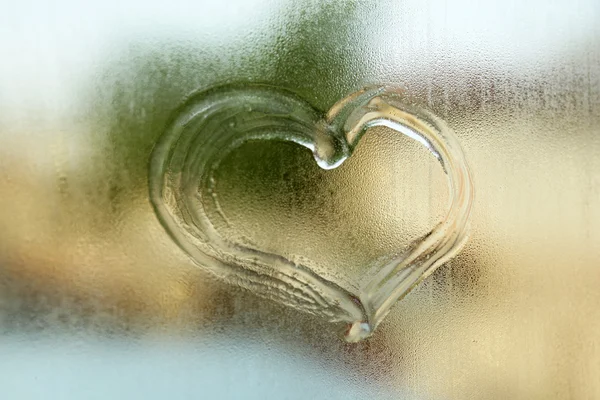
[149,84,474,342]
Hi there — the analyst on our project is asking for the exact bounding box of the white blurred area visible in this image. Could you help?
[0,334,403,400]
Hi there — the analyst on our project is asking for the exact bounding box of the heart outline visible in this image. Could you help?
[149,84,473,342]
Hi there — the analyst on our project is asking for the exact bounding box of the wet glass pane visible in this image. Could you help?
[1,0,599,398]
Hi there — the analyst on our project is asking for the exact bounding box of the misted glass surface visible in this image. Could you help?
[0,0,599,398]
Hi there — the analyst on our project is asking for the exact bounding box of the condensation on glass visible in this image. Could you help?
[0,0,599,399]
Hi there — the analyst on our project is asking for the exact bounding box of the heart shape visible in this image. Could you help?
[149,84,473,341]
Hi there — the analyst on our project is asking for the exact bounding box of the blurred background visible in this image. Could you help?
[0,0,599,398]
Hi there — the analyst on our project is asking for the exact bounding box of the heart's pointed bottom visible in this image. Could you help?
[344,321,373,343]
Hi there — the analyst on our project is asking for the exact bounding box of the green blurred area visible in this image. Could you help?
[88,0,364,208]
